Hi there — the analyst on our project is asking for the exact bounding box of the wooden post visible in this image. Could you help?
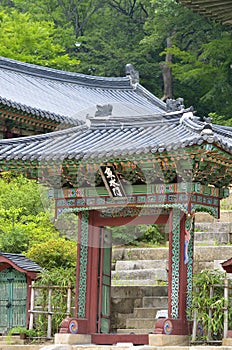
[67,283,72,316]
[224,278,228,339]
[47,288,52,338]
[208,286,214,340]
[29,281,35,330]
[192,286,199,342]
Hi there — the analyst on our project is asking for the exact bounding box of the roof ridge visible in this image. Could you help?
[0,56,132,89]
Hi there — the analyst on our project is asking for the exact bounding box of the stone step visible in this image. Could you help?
[143,296,168,308]
[117,328,153,334]
[115,260,168,271]
[195,222,232,232]
[112,247,169,262]
[0,336,25,344]
[133,307,165,318]
[0,346,42,350]
[194,230,229,244]
[112,279,164,286]
[111,285,168,298]
[126,318,156,330]
[195,210,232,223]
[112,269,168,282]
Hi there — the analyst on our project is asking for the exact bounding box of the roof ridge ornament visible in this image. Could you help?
[166,97,185,112]
[200,123,214,143]
[94,104,113,118]
[179,111,194,124]
[125,63,139,89]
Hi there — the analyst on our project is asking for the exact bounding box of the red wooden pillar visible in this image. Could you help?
[75,210,112,335]
[75,210,100,333]
[156,208,194,335]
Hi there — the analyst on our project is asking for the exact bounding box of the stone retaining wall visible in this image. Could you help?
[111,286,167,331]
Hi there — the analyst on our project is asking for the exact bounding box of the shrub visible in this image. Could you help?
[26,238,77,269]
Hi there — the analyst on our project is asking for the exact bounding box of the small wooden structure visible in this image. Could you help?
[221,258,232,273]
[0,252,42,333]
[0,57,231,343]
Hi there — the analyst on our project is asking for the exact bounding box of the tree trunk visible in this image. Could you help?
[161,36,173,101]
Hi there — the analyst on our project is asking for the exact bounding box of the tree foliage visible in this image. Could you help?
[0,7,80,69]
[0,174,59,253]
[0,0,232,121]
[26,238,77,269]
[111,224,165,246]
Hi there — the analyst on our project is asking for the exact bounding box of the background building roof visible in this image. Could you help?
[0,57,167,126]
[177,0,232,25]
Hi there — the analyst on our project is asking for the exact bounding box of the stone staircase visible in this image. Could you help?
[111,285,168,334]
[124,294,168,333]
[194,212,232,245]
[111,211,232,334]
[111,249,169,333]
[112,258,168,286]
[112,247,169,287]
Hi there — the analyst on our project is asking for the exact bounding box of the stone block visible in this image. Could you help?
[214,260,225,271]
[143,296,168,308]
[112,268,168,282]
[194,246,232,262]
[111,297,135,313]
[222,337,232,346]
[40,345,72,350]
[54,334,91,345]
[112,248,169,261]
[126,317,156,329]
[149,334,190,346]
[115,260,168,271]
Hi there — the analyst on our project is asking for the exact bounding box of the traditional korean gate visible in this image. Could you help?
[0,268,27,333]
[97,228,112,333]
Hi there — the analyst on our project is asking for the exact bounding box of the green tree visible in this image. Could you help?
[1,0,232,122]
[0,173,60,253]
[142,0,226,109]
[0,173,43,215]
[167,30,232,121]
[26,238,77,269]
[0,8,80,70]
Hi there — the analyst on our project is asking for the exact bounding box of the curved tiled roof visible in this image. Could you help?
[0,57,166,125]
[0,252,42,272]
[177,0,232,26]
[0,111,231,163]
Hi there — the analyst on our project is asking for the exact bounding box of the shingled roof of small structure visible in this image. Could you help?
[0,57,167,125]
[0,110,231,162]
[0,252,42,272]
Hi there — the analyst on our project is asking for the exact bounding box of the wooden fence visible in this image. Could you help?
[29,282,74,338]
[192,278,231,342]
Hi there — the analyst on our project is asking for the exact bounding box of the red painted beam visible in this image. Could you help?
[91,333,149,345]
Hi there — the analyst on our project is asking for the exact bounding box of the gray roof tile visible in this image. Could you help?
[0,113,231,162]
[0,252,42,272]
[0,57,166,125]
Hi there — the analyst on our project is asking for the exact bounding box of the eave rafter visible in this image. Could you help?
[0,107,69,133]
[1,144,231,190]
[178,0,232,25]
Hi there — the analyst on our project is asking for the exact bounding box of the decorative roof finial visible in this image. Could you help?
[125,63,139,88]
[200,123,214,143]
[166,98,185,112]
[95,104,113,118]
